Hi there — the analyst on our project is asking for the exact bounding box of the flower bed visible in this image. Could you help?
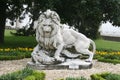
[95,50,120,64]
[1,47,120,64]
[0,47,33,52]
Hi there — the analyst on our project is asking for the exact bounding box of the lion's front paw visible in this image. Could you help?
[43,57,55,64]
[55,56,65,62]
[85,59,92,62]
[35,61,41,64]
[49,57,55,62]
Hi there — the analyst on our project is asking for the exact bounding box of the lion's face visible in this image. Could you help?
[39,19,54,37]
[37,10,60,38]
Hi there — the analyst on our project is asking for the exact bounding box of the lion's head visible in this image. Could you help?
[36,9,61,38]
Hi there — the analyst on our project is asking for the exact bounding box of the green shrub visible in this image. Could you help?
[24,75,35,80]
[94,50,120,64]
[103,54,120,60]
[91,72,110,80]
[97,57,120,64]
[24,52,31,58]
[66,76,87,80]
[91,74,105,80]
[0,55,25,60]
[96,49,119,52]
[91,72,120,80]
[105,73,120,80]
[32,71,46,80]
[0,68,33,80]
[0,72,19,80]
[0,68,45,80]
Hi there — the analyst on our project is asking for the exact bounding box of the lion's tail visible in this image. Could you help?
[90,39,96,54]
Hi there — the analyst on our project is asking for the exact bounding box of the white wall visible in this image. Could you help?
[99,21,120,37]
[5,10,32,30]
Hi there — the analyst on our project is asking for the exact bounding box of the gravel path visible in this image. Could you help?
[0,58,120,80]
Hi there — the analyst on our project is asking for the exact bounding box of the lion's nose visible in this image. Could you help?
[43,27,51,32]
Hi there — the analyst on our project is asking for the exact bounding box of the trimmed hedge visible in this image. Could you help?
[94,53,120,64]
[0,68,45,80]
[94,49,120,64]
[0,51,31,60]
[97,57,120,64]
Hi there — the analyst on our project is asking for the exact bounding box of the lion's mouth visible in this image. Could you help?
[44,31,51,34]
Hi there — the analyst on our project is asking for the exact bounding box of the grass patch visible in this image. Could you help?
[3,36,37,48]
[4,30,16,36]
[95,39,120,51]
[1,29,37,48]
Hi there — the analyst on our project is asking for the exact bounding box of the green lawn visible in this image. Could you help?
[0,29,37,48]
[95,39,120,51]
[1,30,120,51]
[5,29,16,36]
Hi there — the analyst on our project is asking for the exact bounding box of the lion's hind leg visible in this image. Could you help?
[75,48,94,62]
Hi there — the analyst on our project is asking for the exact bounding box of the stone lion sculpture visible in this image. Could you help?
[31,10,96,65]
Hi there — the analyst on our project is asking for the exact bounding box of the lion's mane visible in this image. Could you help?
[35,10,62,49]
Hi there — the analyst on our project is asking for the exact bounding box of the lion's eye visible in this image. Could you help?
[43,24,46,26]
[48,25,52,27]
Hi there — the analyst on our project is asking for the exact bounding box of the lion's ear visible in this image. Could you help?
[56,14,60,22]
[38,14,45,23]
[38,18,43,23]
[52,12,60,22]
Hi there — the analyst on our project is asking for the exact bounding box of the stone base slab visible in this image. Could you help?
[27,59,93,70]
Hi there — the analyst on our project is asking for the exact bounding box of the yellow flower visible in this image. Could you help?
[117,52,120,55]
[13,49,16,51]
[28,48,33,51]
[18,47,22,51]
[4,48,10,51]
[24,48,28,51]
[0,49,4,51]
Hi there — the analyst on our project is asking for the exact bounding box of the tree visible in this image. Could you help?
[0,0,7,43]
[0,0,55,43]
[0,0,32,44]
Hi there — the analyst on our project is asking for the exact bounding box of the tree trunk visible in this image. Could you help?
[0,1,7,44]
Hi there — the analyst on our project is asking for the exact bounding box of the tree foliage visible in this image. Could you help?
[27,0,120,39]
[54,0,120,38]
[0,0,120,43]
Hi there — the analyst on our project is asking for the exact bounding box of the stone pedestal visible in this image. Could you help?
[27,59,92,70]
